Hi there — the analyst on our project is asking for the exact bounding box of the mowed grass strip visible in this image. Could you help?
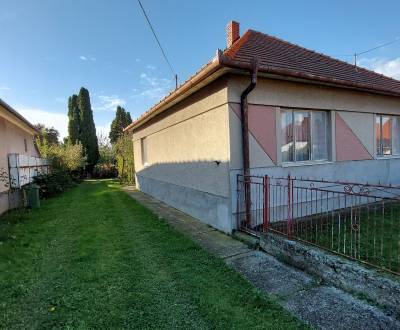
[0,180,305,329]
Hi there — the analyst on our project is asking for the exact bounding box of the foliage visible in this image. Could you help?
[113,134,135,183]
[92,163,117,178]
[109,106,132,144]
[97,132,114,164]
[67,94,80,145]
[93,133,117,179]
[77,87,99,171]
[36,137,86,172]
[33,169,76,198]
[34,123,60,145]
[0,181,304,329]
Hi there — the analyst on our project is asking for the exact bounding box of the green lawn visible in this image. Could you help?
[0,180,304,329]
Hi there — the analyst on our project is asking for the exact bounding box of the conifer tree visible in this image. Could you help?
[67,94,80,144]
[77,87,99,171]
[109,106,132,144]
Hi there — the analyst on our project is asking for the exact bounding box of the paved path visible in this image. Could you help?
[123,187,400,330]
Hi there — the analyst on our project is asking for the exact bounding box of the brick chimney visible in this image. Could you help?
[226,21,240,48]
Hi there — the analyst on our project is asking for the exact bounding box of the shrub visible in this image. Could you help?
[33,170,76,198]
[92,163,117,179]
[113,135,135,184]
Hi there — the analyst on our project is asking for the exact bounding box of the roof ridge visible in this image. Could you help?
[248,30,400,83]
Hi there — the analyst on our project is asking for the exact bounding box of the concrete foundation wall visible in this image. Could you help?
[137,175,232,233]
[231,157,400,214]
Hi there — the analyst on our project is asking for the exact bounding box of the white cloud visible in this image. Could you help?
[79,55,96,62]
[18,108,68,139]
[359,57,400,80]
[146,65,156,70]
[93,95,126,112]
[0,86,11,91]
[132,72,173,100]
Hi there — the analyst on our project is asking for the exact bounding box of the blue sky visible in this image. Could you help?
[1,0,399,139]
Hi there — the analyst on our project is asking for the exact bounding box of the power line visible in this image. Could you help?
[137,0,178,88]
[356,37,400,56]
[331,37,400,65]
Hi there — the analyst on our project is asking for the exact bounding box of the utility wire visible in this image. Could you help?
[137,0,178,87]
[356,37,400,56]
[331,37,400,65]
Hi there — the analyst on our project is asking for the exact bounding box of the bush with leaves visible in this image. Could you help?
[113,134,135,184]
[34,135,86,197]
[92,132,117,179]
[36,137,86,172]
[93,163,117,178]
[33,169,76,198]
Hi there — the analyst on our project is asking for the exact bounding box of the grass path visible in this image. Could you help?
[0,180,304,329]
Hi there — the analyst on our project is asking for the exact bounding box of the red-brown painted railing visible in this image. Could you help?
[236,174,400,275]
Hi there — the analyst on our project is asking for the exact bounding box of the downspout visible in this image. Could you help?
[240,57,259,225]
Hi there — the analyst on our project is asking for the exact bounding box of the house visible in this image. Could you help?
[124,21,400,233]
[0,99,41,214]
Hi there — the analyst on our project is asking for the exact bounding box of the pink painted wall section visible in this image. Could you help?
[335,112,372,161]
[230,103,277,163]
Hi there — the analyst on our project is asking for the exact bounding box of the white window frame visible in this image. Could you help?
[281,108,331,164]
[375,114,400,158]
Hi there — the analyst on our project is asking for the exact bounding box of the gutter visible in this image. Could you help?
[240,57,259,225]
[220,57,400,98]
[125,51,400,133]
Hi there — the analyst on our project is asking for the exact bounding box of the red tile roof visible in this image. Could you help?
[225,30,400,95]
[125,28,400,131]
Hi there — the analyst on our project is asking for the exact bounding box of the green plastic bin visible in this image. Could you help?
[25,183,40,209]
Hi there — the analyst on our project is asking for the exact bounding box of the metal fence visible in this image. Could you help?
[8,153,50,188]
[236,174,400,275]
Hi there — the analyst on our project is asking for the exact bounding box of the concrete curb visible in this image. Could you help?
[260,232,400,318]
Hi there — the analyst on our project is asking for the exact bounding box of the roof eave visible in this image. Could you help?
[0,98,38,133]
[124,53,225,132]
[124,54,400,133]
[220,57,400,98]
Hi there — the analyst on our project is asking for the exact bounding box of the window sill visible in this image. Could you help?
[281,160,333,168]
[376,155,400,160]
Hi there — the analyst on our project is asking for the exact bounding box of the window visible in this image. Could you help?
[141,137,148,165]
[24,139,28,152]
[281,109,329,163]
[376,115,400,157]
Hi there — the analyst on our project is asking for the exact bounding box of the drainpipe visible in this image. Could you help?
[241,57,259,226]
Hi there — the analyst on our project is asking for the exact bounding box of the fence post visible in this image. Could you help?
[263,175,269,233]
[245,175,252,227]
[236,174,240,229]
[287,174,292,238]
